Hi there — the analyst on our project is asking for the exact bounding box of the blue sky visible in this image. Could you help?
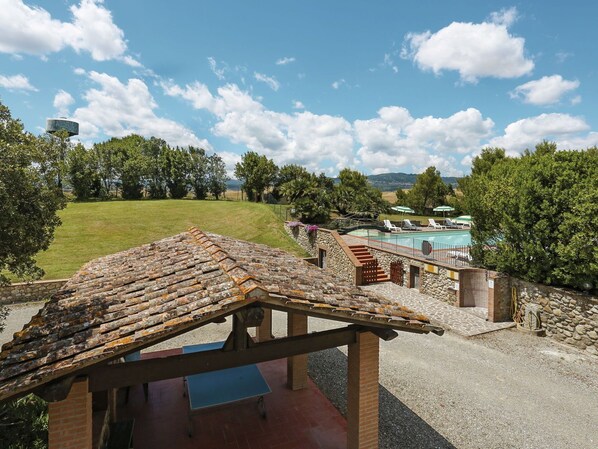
[1,0,597,177]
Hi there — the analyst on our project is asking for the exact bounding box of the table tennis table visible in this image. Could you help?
[183,342,271,437]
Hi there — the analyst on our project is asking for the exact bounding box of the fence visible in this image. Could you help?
[364,234,472,267]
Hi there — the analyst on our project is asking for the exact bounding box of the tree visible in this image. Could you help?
[142,137,169,199]
[0,394,48,449]
[234,152,278,202]
[332,168,389,217]
[207,153,228,200]
[162,146,191,199]
[67,143,101,200]
[0,100,66,286]
[407,166,449,213]
[188,147,209,199]
[468,143,598,291]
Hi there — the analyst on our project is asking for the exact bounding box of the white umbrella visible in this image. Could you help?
[433,205,455,217]
[454,215,473,225]
[391,206,415,214]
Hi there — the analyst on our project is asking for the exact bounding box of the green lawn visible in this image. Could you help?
[35,200,305,280]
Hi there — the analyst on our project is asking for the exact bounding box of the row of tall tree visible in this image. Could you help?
[65,135,229,201]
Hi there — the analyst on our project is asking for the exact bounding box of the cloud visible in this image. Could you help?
[254,72,280,91]
[354,107,494,176]
[162,80,355,172]
[53,90,75,116]
[0,0,138,65]
[207,57,226,80]
[510,75,580,106]
[401,7,533,82]
[488,113,591,153]
[332,79,346,89]
[73,67,86,75]
[293,100,305,109]
[72,71,210,149]
[0,73,37,91]
[488,7,519,27]
[276,56,295,65]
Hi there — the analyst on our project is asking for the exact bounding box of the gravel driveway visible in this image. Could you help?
[2,303,597,449]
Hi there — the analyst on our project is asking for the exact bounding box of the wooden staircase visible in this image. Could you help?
[348,245,390,284]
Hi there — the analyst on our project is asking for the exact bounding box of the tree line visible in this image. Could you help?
[65,135,229,201]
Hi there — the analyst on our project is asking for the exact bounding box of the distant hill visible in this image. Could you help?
[227,172,459,192]
[367,172,459,191]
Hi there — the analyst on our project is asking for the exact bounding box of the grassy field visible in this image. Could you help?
[35,200,305,280]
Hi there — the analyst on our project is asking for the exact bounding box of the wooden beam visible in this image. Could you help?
[88,326,361,392]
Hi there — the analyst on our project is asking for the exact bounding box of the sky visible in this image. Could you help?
[1,0,597,177]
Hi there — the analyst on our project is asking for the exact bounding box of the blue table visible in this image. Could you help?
[183,342,271,437]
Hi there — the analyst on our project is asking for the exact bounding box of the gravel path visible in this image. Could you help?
[2,303,597,449]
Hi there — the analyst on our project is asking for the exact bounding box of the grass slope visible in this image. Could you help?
[36,200,304,280]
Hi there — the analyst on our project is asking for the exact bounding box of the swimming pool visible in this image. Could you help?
[347,229,471,249]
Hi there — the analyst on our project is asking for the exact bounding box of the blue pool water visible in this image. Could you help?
[347,229,471,249]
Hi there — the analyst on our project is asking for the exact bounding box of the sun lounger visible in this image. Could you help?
[402,219,419,230]
[428,218,447,229]
[448,250,472,263]
[384,219,401,233]
[445,218,465,229]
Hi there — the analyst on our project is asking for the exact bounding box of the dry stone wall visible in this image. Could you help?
[285,224,357,284]
[512,278,598,355]
[0,280,67,305]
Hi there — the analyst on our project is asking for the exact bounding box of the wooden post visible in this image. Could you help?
[287,312,308,390]
[347,332,379,449]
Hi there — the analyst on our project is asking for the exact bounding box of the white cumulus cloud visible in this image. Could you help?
[73,71,210,149]
[401,7,533,83]
[162,80,354,172]
[0,0,138,65]
[293,100,305,109]
[0,73,37,91]
[355,107,494,175]
[53,90,75,116]
[511,75,580,106]
[276,56,295,65]
[489,113,591,153]
[254,72,280,91]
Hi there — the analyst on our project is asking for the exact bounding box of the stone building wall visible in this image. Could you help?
[511,278,598,355]
[285,224,359,285]
[0,279,67,305]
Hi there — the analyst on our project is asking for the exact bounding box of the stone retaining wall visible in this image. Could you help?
[0,279,68,305]
[511,278,598,355]
[285,224,360,285]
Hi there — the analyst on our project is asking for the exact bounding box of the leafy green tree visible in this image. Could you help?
[189,147,209,199]
[468,143,598,291]
[92,141,118,197]
[66,143,101,200]
[207,153,228,200]
[142,137,169,199]
[0,394,48,449]
[162,146,191,199]
[0,100,66,286]
[272,164,308,201]
[332,168,388,217]
[407,166,449,213]
[292,173,334,223]
[234,152,278,202]
[394,188,409,206]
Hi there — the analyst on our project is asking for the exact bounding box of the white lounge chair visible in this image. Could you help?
[383,219,401,233]
[402,219,419,230]
[448,250,472,263]
[428,218,447,229]
[445,218,465,229]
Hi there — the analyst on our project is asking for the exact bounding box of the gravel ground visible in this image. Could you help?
[3,303,598,449]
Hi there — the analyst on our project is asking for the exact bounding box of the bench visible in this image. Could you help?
[106,419,134,449]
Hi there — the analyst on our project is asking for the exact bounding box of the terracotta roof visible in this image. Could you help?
[0,227,442,402]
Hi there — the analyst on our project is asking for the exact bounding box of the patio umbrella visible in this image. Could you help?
[391,205,415,214]
[433,205,455,217]
[454,215,473,225]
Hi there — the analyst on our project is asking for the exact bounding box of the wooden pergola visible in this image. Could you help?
[0,228,442,449]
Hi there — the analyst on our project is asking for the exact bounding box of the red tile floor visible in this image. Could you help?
[117,350,347,449]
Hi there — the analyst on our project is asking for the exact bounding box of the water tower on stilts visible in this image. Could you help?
[45,118,79,191]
